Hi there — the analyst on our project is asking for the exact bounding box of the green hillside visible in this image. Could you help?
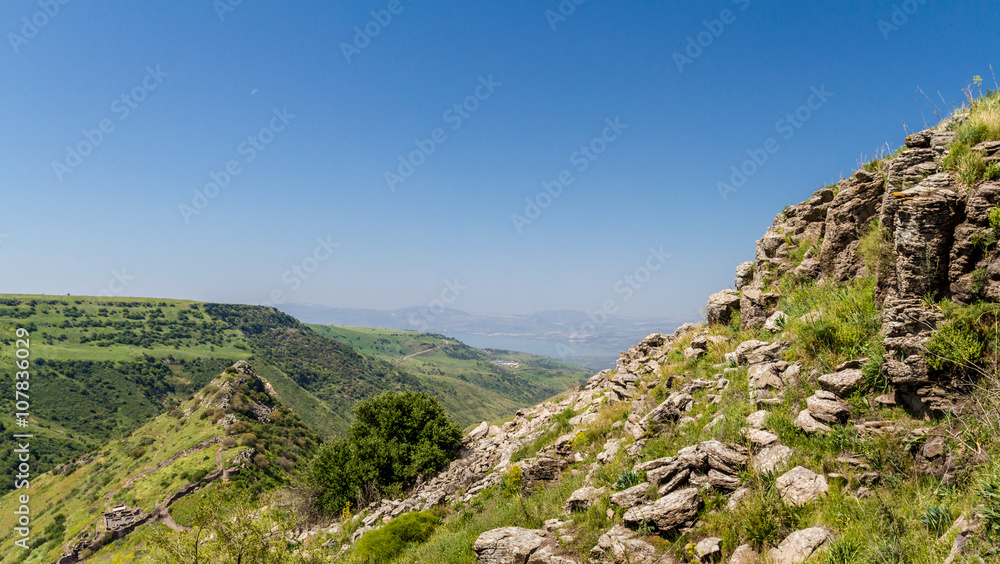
[309,325,591,426]
[0,295,591,496]
[0,361,320,564]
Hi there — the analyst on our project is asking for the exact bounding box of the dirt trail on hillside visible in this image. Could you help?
[402,340,449,361]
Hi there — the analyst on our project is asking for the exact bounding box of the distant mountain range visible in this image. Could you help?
[278,305,693,370]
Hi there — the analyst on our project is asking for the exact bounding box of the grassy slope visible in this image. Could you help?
[0,363,320,564]
[308,325,592,427]
[357,275,996,564]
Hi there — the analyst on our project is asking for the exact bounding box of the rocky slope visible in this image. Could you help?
[318,99,1000,563]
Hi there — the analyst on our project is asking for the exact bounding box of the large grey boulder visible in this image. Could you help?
[767,527,834,564]
[806,391,850,424]
[753,444,793,474]
[609,483,650,509]
[748,363,785,394]
[794,409,830,434]
[818,368,864,398]
[776,466,828,506]
[622,487,701,534]
[707,289,742,326]
[474,527,545,564]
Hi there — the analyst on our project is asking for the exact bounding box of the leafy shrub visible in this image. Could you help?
[861,343,890,393]
[918,504,952,536]
[971,230,998,252]
[612,470,641,491]
[978,477,1000,540]
[500,465,524,497]
[352,511,438,563]
[924,301,1000,372]
[990,207,1000,232]
[310,391,464,513]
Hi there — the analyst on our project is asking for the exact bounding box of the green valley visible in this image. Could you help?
[0,295,589,496]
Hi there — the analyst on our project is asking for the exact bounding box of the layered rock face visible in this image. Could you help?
[714,116,998,417]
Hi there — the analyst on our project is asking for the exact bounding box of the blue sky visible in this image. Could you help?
[1,1,997,320]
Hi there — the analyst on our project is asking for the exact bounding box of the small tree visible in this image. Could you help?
[149,485,293,564]
[309,391,463,513]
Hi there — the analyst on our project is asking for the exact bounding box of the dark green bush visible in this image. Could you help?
[309,391,463,513]
[352,511,439,563]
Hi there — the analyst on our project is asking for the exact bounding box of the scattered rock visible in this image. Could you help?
[694,537,722,561]
[753,444,792,474]
[728,544,760,564]
[794,409,831,434]
[776,467,828,506]
[564,486,606,513]
[735,261,755,290]
[623,487,702,534]
[641,393,693,429]
[726,487,750,511]
[589,524,664,564]
[743,428,779,449]
[746,410,769,429]
[766,527,833,564]
[805,391,850,424]
[764,311,788,333]
[707,290,742,326]
[609,483,650,510]
[818,368,864,398]
[474,527,546,564]
[468,422,491,441]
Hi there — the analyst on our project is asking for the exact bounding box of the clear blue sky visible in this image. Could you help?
[1,1,997,320]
